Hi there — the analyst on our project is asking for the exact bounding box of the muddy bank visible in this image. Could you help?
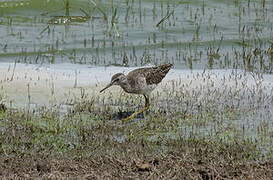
[1,145,272,179]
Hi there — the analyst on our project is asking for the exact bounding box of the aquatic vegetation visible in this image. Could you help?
[1,0,273,177]
[0,0,272,71]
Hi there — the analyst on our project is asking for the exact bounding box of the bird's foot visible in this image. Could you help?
[122,106,149,122]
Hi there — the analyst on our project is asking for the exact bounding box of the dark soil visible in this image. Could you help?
[1,151,273,179]
[1,109,273,179]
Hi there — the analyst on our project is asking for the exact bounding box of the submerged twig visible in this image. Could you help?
[74,70,78,88]
[89,0,108,21]
[80,8,90,17]
[39,25,50,36]
[156,10,174,27]
[10,60,17,82]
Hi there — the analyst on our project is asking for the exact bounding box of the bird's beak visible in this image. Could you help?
[100,82,113,93]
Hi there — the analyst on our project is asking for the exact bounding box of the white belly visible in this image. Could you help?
[138,84,157,95]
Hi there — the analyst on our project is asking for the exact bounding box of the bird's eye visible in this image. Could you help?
[114,78,119,82]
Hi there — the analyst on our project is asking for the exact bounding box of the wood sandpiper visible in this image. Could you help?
[100,64,173,121]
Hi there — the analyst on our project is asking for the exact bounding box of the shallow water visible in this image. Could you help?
[1,62,272,106]
[0,62,273,155]
[1,0,273,156]
[0,0,273,71]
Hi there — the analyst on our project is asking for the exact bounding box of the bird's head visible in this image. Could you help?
[100,73,126,93]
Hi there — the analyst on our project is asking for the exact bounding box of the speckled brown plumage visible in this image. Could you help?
[127,63,173,86]
[100,64,173,95]
[100,64,173,121]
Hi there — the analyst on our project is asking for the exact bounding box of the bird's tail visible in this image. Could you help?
[159,63,173,73]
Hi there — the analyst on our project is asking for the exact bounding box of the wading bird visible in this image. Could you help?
[100,64,173,121]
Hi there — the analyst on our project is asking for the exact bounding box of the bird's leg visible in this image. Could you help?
[143,94,150,115]
[144,94,149,108]
[122,95,150,122]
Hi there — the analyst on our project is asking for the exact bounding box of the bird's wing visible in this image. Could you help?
[127,64,172,85]
[145,64,172,85]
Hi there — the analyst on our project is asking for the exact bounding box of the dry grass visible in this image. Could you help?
[0,105,272,179]
[0,142,272,179]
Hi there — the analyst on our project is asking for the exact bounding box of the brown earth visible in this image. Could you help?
[1,107,273,179]
[1,154,273,179]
